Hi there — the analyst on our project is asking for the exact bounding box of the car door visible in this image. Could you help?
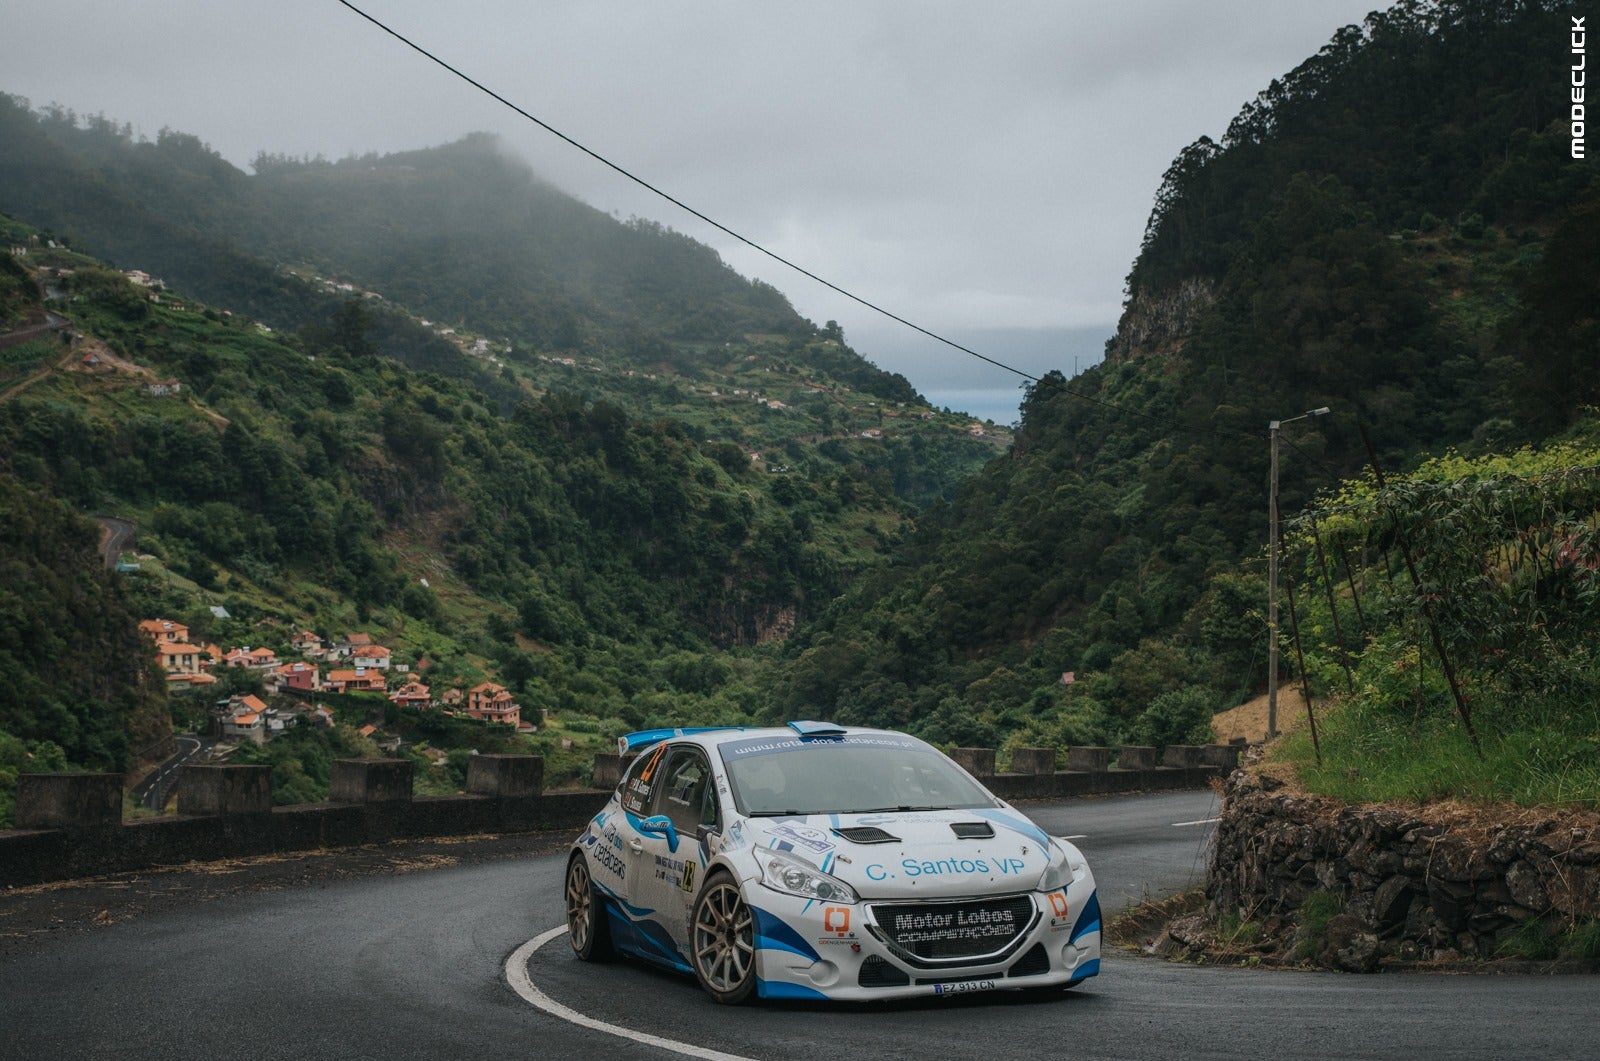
[632,743,719,948]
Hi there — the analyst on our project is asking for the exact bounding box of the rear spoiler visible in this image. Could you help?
[617,720,849,754]
[617,727,748,755]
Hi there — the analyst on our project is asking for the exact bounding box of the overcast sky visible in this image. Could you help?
[2,0,1382,423]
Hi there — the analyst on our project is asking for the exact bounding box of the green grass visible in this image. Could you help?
[1294,890,1346,960]
[1497,914,1600,963]
[0,333,62,376]
[1274,700,1600,809]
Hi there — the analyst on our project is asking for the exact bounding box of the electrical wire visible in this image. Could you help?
[328,0,1195,426]
[331,2,1357,456]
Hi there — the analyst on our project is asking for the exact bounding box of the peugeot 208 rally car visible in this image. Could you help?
[564,721,1100,1003]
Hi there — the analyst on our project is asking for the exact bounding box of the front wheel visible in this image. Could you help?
[566,853,612,961]
[690,872,756,1004]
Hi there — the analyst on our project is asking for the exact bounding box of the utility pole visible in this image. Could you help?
[1267,407,1329,739]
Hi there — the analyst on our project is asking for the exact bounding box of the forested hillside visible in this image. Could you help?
[0,120,994,819]
[0,0,1593,822]
[0,99,921,412]
[776,0,1596,754]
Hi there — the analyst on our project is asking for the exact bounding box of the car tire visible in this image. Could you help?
[689,871,757,1004]
[566,853,613,961]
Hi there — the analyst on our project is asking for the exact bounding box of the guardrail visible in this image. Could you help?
[0,743,1237,888]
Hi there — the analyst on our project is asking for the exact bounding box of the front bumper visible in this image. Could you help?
[750,872,1101,1001]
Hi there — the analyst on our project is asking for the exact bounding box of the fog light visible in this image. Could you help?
[806,959,840,987]
[1060,943,1082,970]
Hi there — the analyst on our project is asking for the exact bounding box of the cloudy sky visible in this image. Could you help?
[3,0,1381,422]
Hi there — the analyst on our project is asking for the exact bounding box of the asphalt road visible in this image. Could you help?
[3,790,1597,1060]
[130,736,210,811]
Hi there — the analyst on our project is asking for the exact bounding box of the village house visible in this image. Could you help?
[221,646,278,670]
[350,643,392,670]
[143,379,181,397]
[387,680,432,709]
[139,619,189,645]
[325,667,386,693]
[155,640,207,676]
[334,632,373,659]
[464,682,520,728]
[216,693,270,745]
[270,661,321,694]
[221,711,265,743]
[290,631,326,657]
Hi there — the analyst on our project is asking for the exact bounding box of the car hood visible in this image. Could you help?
[738,807,1056,899]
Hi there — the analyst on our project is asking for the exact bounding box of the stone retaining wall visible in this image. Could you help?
[1,743,1237,888]
[1202,770,1600,970]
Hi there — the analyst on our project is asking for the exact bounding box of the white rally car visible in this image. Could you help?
[565,721,1100,1003]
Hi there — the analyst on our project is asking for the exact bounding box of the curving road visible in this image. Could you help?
[130,736,212,811]
[2,790,1597,1060]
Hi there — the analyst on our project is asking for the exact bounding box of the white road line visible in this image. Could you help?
[1171,817,1221,827]
[1059,834,1089,841]
[505,927,762,1061]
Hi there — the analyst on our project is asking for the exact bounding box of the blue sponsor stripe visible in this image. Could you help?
[751,905,822,963]
[758,978,830,1001]
[971,807,1051,851]
[1068,891,1102,946]
[590,877,656,920]
[1070,957,1101,981]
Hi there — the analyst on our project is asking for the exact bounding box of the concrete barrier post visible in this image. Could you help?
[1116,746,1157,770]
[466,755,545,798]
[329,759,414,803]
[592,753,624,790]
[178,765,272,816]
[1161,745,1206,768]
[1010,747,1057,775]
[1067,747,1111,772]
[1200,744,1242,769]
[15,773,123,829]
[951,747,997,777]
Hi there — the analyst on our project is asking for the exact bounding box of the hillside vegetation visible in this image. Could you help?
[0,112,998,816]
[0,0,1595,820]
[770,0,1597,764]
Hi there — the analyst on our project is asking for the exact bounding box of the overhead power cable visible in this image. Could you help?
[332,0,1036,382]
[332,1,1289,438]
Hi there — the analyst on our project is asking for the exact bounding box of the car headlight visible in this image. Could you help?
[1038,841,1087,892]
[752,846,859,904]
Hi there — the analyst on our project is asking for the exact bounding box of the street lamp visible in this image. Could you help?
[1268,406,1330,739]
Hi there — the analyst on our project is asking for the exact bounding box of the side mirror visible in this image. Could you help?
[638,814,680,853]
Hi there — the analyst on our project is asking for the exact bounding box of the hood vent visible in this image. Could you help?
[832,826,901,844]
[950,821,995,839]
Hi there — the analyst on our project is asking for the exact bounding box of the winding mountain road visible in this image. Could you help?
[2,790,1595,1060]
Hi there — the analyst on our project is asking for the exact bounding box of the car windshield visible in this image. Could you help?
[719,733,995,816]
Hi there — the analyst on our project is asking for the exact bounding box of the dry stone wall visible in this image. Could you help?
[1201,770,1600,970]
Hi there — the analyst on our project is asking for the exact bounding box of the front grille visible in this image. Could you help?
[867,895,1038,966]
[1008,943,1050,978]
[858,955,911,988]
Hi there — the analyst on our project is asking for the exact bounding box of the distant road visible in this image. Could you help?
[130,736,212,812]
[95,515,135,568]
[0,310,68,351]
